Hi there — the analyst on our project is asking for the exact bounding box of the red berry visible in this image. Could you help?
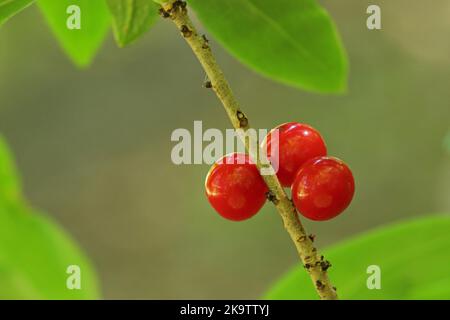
[262,122,327,187]
[205,153,268,221]
[292,157,355,221]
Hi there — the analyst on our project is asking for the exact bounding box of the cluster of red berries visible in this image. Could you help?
[205,122,355,222]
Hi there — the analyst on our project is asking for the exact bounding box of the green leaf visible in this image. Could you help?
[444,130,450,156]
[265,215,450,299]
[38,0,110,67]
[189,0,348,93]
[0,136,100,299]
[107,0,159,47]
[0,0,35,26]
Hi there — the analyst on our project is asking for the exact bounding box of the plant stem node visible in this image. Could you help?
[316,280,325,290]
[204,81,213,89]
[181,25,193,38]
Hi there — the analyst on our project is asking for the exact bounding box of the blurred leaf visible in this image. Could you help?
[38,0,110,67]
[107,0,159,47]
[265,215,450,299]
[0,136,100,299]
[0,0,35,26]
[189,0,348,93]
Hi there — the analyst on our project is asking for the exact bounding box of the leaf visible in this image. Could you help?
[0,136,100,299]
[107,0,159,47]
[265,215,450,300]
[189,0,348,93]
[0,0,35,26]
[38,0,110,67]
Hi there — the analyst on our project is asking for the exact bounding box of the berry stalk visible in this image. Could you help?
[160,0,338,300]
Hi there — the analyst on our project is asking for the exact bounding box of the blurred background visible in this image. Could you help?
[0,0,449,299]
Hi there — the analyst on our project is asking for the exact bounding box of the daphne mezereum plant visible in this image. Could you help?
[156,0,348,300]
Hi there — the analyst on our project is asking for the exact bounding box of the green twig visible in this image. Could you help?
[160,0,338,300]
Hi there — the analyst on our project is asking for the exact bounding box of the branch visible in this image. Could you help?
[160,0,338,300]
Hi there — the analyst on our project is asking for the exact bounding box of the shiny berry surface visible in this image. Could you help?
[205,153,268,221]
[292,156,355,221]
[262,122,327,187]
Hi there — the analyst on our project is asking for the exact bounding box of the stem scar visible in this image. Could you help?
[236,111,248,128]
[266,190,280,204]
[202,35,210,49]
[160,0,338,300]
[180,25,193,38]
[204,81,213,89]
[316,280,325,290]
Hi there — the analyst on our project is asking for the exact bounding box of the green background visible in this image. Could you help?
[0,0,449,298]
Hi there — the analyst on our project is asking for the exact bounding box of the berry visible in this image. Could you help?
[262,122,327,187]
[205,153,268,221]
[292,156,354,221]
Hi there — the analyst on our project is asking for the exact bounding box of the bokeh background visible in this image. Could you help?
[0,0,449,299]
